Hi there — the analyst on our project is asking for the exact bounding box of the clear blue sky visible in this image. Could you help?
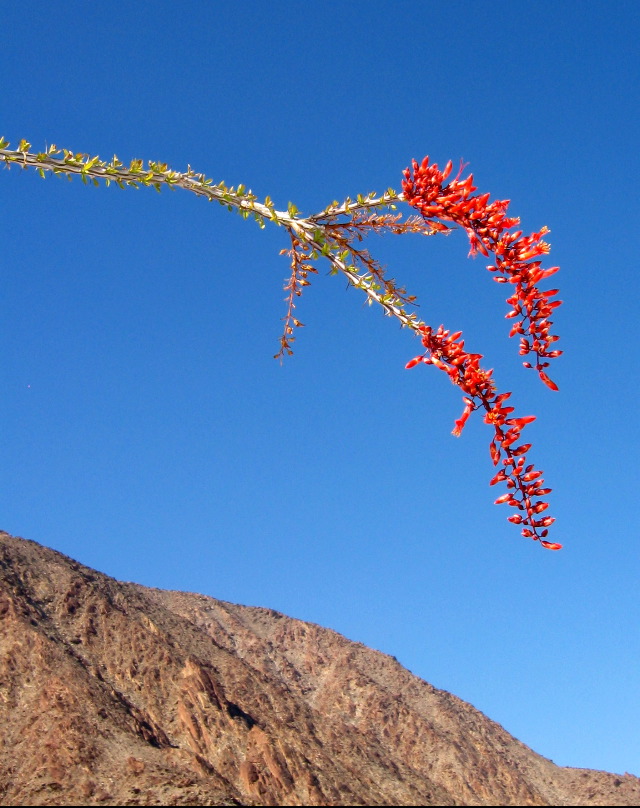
[2,0,639,777]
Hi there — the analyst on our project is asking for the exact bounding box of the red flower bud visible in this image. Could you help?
[539,372,559,391]
[489,470,508,485]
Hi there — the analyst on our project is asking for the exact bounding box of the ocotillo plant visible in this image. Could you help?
[0,139,563,549]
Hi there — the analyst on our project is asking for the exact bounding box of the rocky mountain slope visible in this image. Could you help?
[0,531,637,806]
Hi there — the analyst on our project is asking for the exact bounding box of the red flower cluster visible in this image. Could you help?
[402,157,562,549]
[402,157,562,387]
[405,326,560,548]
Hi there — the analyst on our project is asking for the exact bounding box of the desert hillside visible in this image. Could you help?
[0,531,637,806]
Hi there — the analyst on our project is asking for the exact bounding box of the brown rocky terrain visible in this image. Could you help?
[0,530,637,806]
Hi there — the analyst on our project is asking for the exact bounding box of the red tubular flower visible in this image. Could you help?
[452,397,474,436]
[539,372,560,391]
[489,469,508,486]
[507,415,537,427]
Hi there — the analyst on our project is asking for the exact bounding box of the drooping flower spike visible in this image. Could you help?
[405,325,560,547]
[402,158,562,548]
[402,157,562,388]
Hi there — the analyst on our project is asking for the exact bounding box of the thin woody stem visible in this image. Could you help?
[0,147,403,228]
[0,144,422,333]
[0,146,289,224]
[295,222,424,330]
[309,190,406,221]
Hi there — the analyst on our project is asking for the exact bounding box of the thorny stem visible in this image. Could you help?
[0,145,420,320]
[0,147,402,230]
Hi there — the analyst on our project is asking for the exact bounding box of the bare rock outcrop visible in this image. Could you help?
[0,531,637,806]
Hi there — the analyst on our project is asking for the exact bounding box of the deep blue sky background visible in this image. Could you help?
[2,1,639,776]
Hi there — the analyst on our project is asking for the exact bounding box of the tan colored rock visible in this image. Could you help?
[0,530,638,806]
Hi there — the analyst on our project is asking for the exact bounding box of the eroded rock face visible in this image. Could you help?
[0,531,638,806]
